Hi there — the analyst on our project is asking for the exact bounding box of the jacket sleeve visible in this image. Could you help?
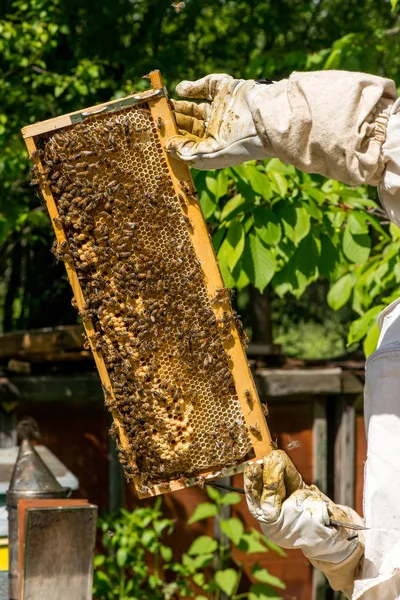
[310,505,365,599]
[249,70,397,186]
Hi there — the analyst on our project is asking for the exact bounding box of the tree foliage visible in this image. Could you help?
[0,0,399,355]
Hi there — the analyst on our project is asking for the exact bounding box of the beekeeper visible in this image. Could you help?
[167,71,400,599]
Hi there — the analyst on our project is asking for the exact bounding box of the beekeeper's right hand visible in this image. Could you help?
[166,74,269,170]
[244,450,365,598]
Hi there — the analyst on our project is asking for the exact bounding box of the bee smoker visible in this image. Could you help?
[7,429,70,600]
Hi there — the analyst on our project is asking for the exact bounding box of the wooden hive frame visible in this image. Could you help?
[22,70,274,498]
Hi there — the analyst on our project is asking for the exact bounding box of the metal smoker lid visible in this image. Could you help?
[7,418,69,499]
[8,437,65,495]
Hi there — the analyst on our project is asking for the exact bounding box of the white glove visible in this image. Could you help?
[167,70,397,189]
[166,74,269,170]
[244,450,362,564]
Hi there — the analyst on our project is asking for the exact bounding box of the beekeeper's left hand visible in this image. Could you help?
[244,450,363,564]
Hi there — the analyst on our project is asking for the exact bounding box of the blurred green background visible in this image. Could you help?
[1,0,400,359]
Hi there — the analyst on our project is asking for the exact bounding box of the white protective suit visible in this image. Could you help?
[167,71,400,599]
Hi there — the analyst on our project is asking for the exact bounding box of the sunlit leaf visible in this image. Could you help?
[254,207,282,245]
[219,492,242,505]
[342,226,371,265]
[116,548,128,568]
[243,164,272,200]
[188,536,218,556]
[248,582,283,600]
[225,219,245,270]
[327,273,353,310]
[363,323,380,357]
[220,194,246,221]
[214,568,238,596]
[252,564,286,589]
[242,234,276,292]
[188,502,218,524]
[238,531,269,554]
[220,517,244,545]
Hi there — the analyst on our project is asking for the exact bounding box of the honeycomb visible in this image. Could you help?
[31,102,253,488]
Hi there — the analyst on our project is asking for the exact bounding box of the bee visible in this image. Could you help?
[78,308,93,321]
[51,240,71,262]
[30,148,44,160]
[249,423,262,437]
[179,180,191,194]
[245,389,253,406]
[182,214,193,230]
[52,217,63,228]
[156,117,163,130]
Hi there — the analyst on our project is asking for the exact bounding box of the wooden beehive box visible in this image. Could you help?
[22,71,273,497]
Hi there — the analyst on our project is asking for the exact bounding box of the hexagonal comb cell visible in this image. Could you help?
[22,74,272,497]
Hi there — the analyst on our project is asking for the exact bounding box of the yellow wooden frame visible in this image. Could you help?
[22,70,273,498]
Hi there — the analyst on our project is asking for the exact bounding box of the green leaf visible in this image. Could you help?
[261,538,286,557]
[225,219,245,270]
[390,222,400,240]
[188,502,218,524]
[193,573,206,587]
[153,518,173,535]
[195,596,209,600]
[238,532,269,554]
[206,485,222,503]
[199,188,217,219]
[348,212,369,234]
[212,226,227,253]
[242,234,276,292]
[219,492,242,505]
[141,529,156,547]
[347,305,384,345]
[342,226,371,265]
[327,273,353,310]
[206,170,229,200]
[319,233,338,279]
[220,194,246,221]
[220,517,244,545]
[160,545,173,562]
[254,207,282,245]
[268,170,288,197]
[188,535,218,556]
[391,0,399,10]
[294,234,320,282]
[116,547,128,568]
[214,568,238,596]
[276,202,310,245]
[183,552,214,570]
[363,323,380,357]
[248,582,283,600]
[219,257,236,288]
[94,554,105,567]
[252,564,286,589]
[244,164,272,200]
[302,185,326,204]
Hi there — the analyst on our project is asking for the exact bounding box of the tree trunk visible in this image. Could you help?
[3,239,21,332]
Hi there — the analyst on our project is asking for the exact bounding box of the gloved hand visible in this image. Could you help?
[166,74,269,170]
[244,450,363,564]
[167,70,397,190]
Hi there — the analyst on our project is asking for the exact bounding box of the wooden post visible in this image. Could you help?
[333,396,355,508]
[312,398,329,600]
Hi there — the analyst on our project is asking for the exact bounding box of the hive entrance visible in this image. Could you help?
[23,71,273,497]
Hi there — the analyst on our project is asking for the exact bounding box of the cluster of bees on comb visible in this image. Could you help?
[30,103,254,490]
